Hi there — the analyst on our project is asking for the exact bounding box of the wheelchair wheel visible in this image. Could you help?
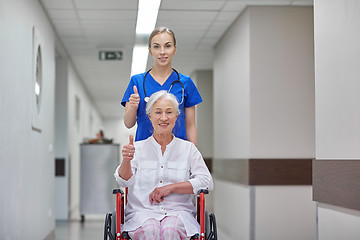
[104,212,112,240]
[205,210,209,239]
[207,213,217,240]
[111,210,116,239]
[104,211,117,240]
[111,210,116,238]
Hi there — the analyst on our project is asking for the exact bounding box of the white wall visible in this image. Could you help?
[213,6,315,240]
[254,186,316,240]
[103,118,136,163]
[191,70,213,159]
[55,56,103,220]
[250,6,315,158]
[315,0,360,159]
[214,9,251,159]
[214,180,251,240]
[0,0,56,238]
[318,204,360,240]
[314,0,360,239]
[66,63,103,219]
[54,57,69,220]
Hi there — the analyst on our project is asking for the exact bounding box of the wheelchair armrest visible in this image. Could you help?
[113,188,124,195]
[196,189,208,239]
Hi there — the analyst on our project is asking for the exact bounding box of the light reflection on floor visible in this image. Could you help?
[55,218,105,240]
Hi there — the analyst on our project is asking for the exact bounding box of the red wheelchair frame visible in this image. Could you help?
[104,188,217,240]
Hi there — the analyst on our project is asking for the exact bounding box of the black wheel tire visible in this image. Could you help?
[104,213,112,240]
[111,210,116,238]
[209,213,217,240]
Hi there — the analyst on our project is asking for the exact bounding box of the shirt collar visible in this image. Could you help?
[150,134,176,150]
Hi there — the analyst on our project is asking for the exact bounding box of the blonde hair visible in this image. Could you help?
[148,26,176,48]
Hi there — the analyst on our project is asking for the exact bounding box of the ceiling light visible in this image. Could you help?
[131,45,149,76]
[135,0,161,34]
[130,0,161,76]
[136,10,159,35]
[138,0,161,10]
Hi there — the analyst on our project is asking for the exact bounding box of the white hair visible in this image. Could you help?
[146,90,180,116]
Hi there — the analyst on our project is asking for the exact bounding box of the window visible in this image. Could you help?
[31,27,43,132]
[35,45,42,113]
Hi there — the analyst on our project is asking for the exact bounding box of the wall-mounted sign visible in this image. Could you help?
[99,51,123,60]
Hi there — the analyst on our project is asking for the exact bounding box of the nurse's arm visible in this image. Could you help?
[185,106,198,146]
[124,102,137,128]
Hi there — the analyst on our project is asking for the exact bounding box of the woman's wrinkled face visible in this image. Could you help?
[149,98,177,136]
[149,32,176,66]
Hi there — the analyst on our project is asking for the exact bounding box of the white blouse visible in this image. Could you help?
[114,136,213,237]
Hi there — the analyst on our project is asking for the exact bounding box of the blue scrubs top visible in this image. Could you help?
[121,70,203,142]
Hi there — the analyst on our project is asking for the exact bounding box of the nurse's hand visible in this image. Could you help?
[129,86,140,110]
[122,135,135,161]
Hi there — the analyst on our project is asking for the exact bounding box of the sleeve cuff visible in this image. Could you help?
[188,178,212,194]
[114,165,135,187]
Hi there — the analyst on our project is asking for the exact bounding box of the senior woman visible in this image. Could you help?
[114,90,213,240]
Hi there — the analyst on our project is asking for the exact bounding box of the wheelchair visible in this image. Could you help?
[104,188,217,240]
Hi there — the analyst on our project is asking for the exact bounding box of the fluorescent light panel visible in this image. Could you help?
[131,45,149,76]
[136,0,161,34]
[139,0,161,10]
[131,0,161,76]
[136,9,159,35]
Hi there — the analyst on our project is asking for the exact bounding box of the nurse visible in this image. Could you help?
[121,26,202,145]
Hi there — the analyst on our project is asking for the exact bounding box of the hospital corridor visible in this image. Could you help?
[2,0,360,240]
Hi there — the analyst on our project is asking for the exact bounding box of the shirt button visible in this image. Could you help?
[161,166,164,168]
[160,181,163,183]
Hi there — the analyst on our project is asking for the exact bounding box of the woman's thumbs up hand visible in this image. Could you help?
[129,85,140,110]
[122,135,135,161]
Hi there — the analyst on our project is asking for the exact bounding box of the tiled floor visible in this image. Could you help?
[55,219,105,240]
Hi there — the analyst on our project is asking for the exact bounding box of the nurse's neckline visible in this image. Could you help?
[149,67,174,86]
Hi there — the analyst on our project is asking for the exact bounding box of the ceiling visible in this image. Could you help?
[40,0,313,120]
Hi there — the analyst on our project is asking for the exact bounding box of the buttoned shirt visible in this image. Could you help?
[114,136,213,237]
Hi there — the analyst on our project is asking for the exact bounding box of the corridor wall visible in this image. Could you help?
[191,70,215,212]
[191,70,214,160]
[213,6,316,240]
[314,0,360,239]
[0,0,56,238]
[102,118,135,164]
[54,57,103,220]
